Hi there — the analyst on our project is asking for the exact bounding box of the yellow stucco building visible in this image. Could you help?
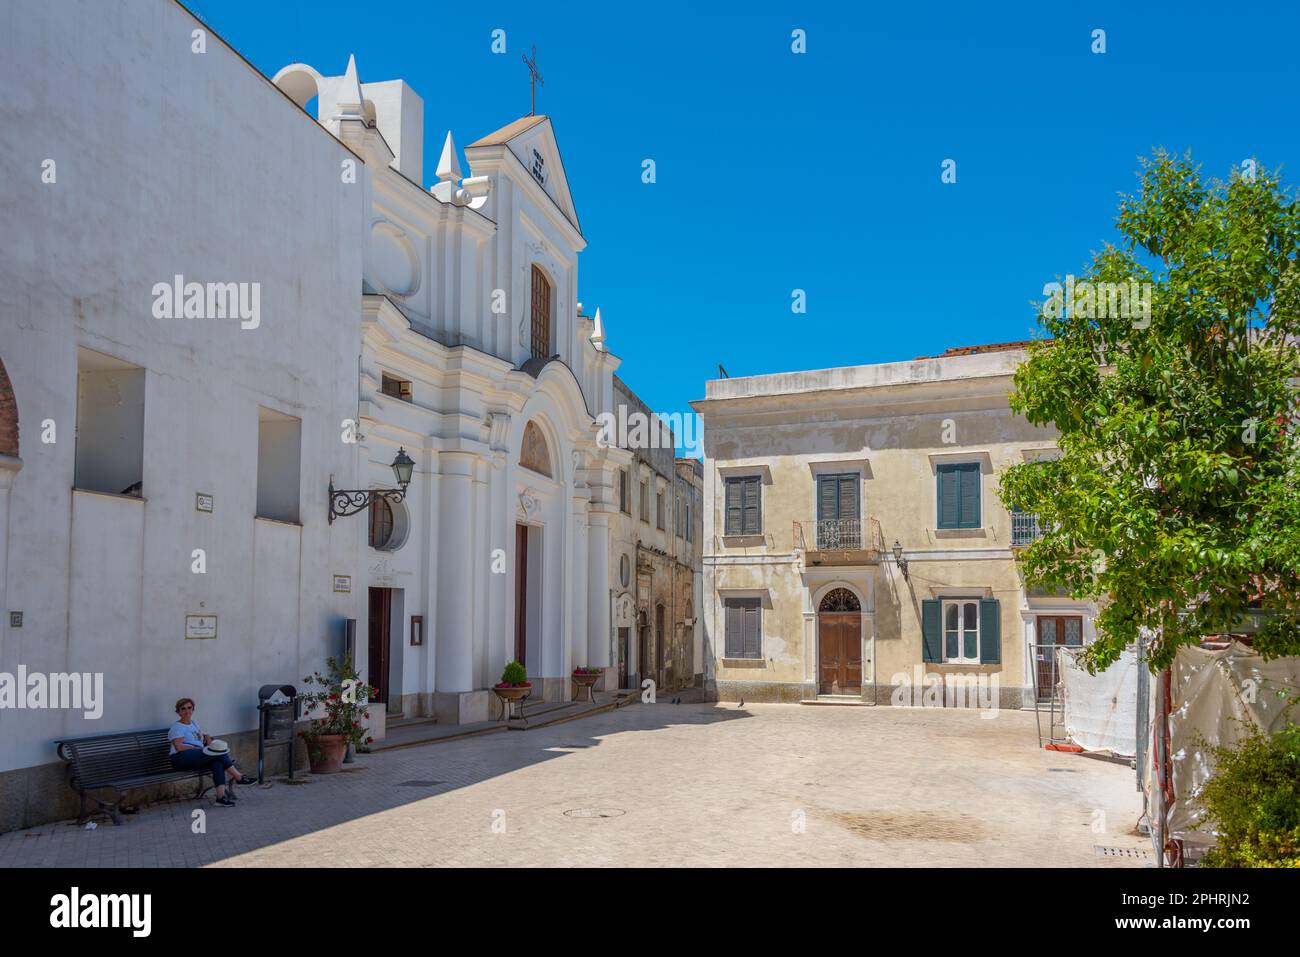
[692,342,1097,709]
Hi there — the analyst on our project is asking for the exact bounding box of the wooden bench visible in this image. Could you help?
[55,729,214,825]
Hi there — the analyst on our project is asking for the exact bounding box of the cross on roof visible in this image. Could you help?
[522,45,543,116]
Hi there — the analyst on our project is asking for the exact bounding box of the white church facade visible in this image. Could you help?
[0,0,632,830]
[277,56,634,724]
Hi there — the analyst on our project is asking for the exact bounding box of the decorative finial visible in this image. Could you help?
[334,54,365,121]
[590,307,605,351]
[436,130,463,183]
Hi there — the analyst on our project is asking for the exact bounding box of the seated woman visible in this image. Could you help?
[169,697,256,807]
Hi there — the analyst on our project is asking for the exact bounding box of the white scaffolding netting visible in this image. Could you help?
[1163,641,1300,847]
[1060,646,1139,757]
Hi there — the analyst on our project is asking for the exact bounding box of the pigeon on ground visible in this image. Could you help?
[738,698,745,708]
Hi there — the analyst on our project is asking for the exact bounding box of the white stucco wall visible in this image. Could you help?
[0,0,367,772]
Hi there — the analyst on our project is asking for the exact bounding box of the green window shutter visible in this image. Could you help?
[724,600,742,657]
[742,477,761,534]
[921,599,942,663]
[743,600,761,658]
[818,475,838,521]
[725,479,741,535]
[937,466,960,528]
[959,464,981,528]
[979,598,1001,664]
[840,475,858,520]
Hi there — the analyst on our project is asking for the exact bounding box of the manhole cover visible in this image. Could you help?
[1095,845,1152,859]
[563,807,626,819]
[396,780,445,788]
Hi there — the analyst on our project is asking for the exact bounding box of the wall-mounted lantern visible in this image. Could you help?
[328,448,415,525]
[892,539,909,580]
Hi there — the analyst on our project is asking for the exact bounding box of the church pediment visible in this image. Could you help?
[467,115,580,236]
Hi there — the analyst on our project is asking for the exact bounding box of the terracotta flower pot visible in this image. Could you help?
[306,734,347,774]
[571,671,601,702]
[493,684,532,702]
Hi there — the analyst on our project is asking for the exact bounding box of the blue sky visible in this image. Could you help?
[193,0,1300,426]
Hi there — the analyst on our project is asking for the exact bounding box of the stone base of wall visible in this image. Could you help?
[390,692,435,719]
[874,683,1031,711]
[433,689,493,725]
[710,680,1031,712]
[0,722,312,835]
[713,680,816,703]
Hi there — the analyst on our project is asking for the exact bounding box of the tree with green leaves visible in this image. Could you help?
[999,150,1300,674]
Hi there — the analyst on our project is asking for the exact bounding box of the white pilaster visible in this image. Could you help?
[587,512,611,668]
[435,451,475,692]
[570,495,589,670]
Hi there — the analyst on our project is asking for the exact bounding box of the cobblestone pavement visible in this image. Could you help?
[0,702,1150,867]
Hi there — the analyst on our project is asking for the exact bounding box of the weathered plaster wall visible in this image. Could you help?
[697,351,1066,706]
[0,0,366,826]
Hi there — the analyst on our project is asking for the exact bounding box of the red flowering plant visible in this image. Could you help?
[572,665,602,676]
[299,653,379,755]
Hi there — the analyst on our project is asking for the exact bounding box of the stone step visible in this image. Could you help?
[386,714,434,729]
[364,695,623,752]
[799,695,872,706]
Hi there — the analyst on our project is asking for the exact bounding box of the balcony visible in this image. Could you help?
[1011,511,1043,547]
[794,518,879,566]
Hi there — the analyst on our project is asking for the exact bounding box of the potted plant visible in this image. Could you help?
[494,660,532,701]
[493,660,532,722]
[571,665,602,701]
[299,653,377,774]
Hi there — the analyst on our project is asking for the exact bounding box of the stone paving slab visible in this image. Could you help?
[0,702,1149,867]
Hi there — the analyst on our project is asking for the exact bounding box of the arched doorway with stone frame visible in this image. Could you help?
[514,417,560,691]
[816,585,864,696]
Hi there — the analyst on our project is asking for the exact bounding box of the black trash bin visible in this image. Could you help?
[256,684,298,781]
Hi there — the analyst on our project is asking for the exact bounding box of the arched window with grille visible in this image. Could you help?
[529,265,552,359]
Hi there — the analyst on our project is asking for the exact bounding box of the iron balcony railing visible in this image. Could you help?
[814,518,862,550]
[1011,511,1043,546]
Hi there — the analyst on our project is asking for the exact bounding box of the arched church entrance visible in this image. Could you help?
[514,420,553,672]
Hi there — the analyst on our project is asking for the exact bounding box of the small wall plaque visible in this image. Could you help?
[410,614,424,646]
[9,611,22,628]
[185,614,217,639]
[196,492,214,513]
[333,575,352,593]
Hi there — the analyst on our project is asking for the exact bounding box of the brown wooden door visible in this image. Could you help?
[818,614,861,694]
[1035,615,1082,699]
[618,628,629,688]
[514,524,528,666]
[367,587,392,706]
